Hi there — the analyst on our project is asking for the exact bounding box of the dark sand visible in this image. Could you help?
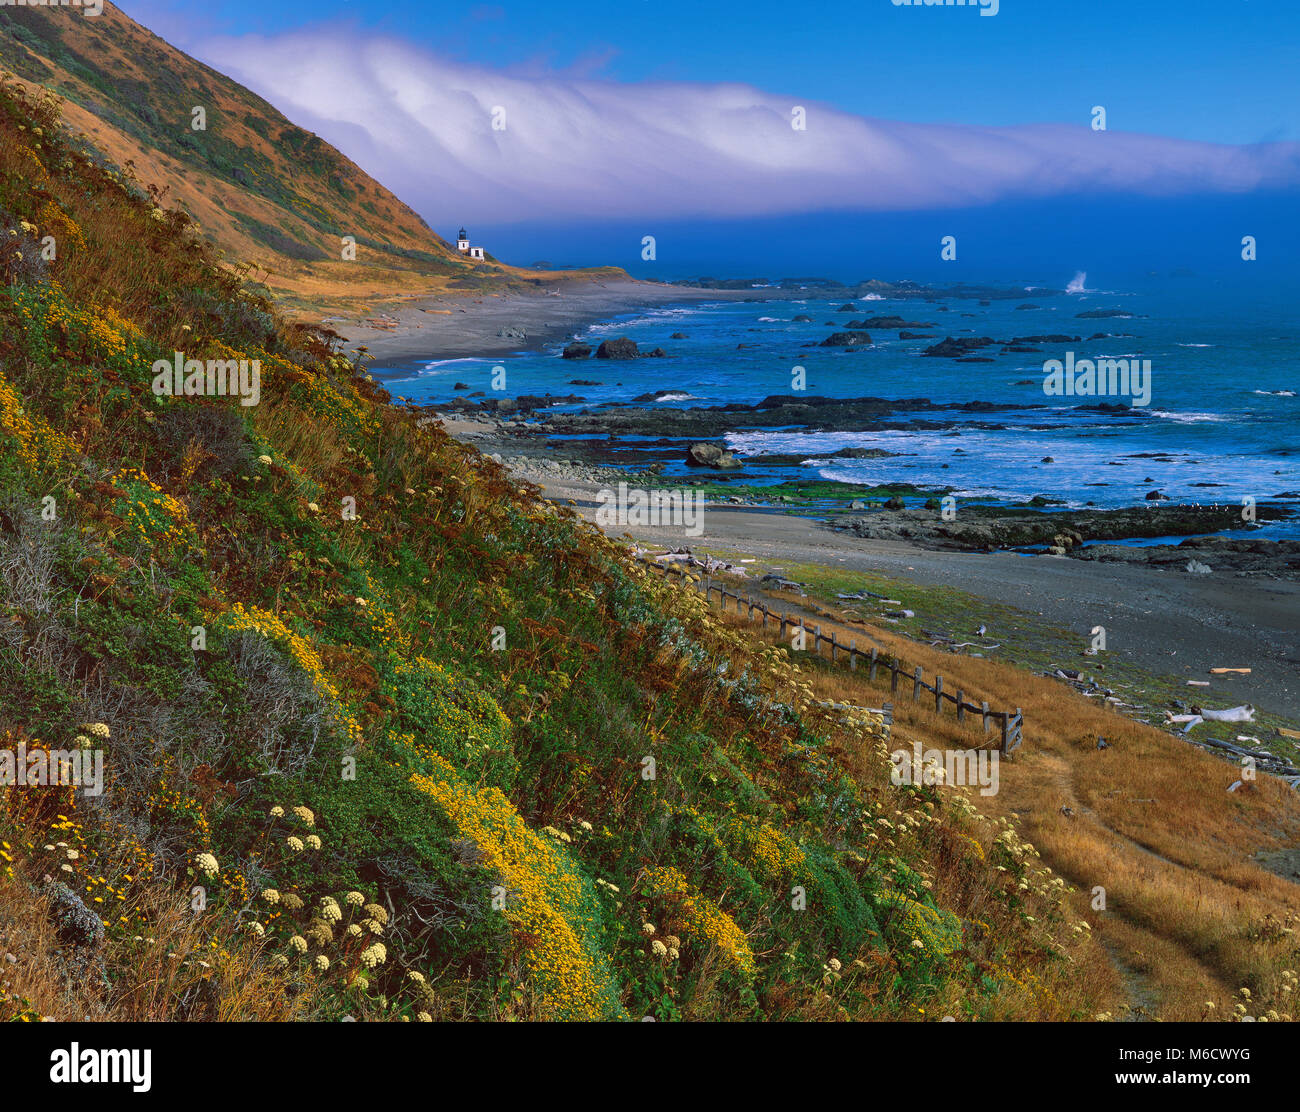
[331,279,756,369]
[523,466,1300,723]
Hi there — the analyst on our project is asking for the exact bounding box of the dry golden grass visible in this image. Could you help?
[702,580,1300,1020]
[0,794,299,1022]
[1,5,624,316]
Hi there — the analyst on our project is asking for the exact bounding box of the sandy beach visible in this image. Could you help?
[330,278,758,368]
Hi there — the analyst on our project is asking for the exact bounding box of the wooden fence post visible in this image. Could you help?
[956,690,965,725]
[849,639,856,670]
[869,647,878,682]
[891,660,900,694]
[934,675,943,714]
[981,701,990,734]
[780,610,787,640]
[912,666,923,702]
[814,626,821,655]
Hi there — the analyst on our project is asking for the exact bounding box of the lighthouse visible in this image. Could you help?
[456,227,486,260]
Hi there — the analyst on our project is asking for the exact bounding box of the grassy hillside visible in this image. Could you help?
[683,559,1300,1021]
[0,73,1111,1023]
[0,3,601,315]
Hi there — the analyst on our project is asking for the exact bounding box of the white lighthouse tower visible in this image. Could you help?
[456,227,486,260]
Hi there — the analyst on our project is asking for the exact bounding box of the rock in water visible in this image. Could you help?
[830,446,900,459]
[922,336,997,358]
[686,443,743,470]
[561,342,592,359]
[595,336,640,359]
[820,330,873,347]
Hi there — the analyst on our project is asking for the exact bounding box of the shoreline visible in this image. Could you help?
[350,287,1299,544]
[366,283,1300,720]
[562,475,1300,723]
[432,413,1300,721]
[332,279,765,368]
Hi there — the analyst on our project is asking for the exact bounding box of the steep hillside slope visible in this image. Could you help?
[0,74,1106,1022]
[0,3,571,314]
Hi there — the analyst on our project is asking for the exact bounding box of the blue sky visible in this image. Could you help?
[124,0,1299,144]
[118,0,1300,280]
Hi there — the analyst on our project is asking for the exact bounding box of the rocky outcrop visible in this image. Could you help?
[1073,537,1300,578]
[922,336,997,358]
[848,316,934,330]
[829,446,902,459]
[561,342,592,359]
[686,442,744,470]
[476,394,585,415]
[820,330,872,347]
[831,504,1291,556]
[595,337,640,359]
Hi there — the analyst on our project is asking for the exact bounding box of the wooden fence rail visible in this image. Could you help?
[641,558,1024,756]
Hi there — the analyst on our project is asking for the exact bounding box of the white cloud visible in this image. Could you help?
[198,28,1300,225]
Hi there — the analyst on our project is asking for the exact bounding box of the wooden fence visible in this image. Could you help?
[642,559,1024,756]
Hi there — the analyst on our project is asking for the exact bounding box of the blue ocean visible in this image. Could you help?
[380,277,1300,540]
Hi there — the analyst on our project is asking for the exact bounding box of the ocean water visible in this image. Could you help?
[380,279,1300,539]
